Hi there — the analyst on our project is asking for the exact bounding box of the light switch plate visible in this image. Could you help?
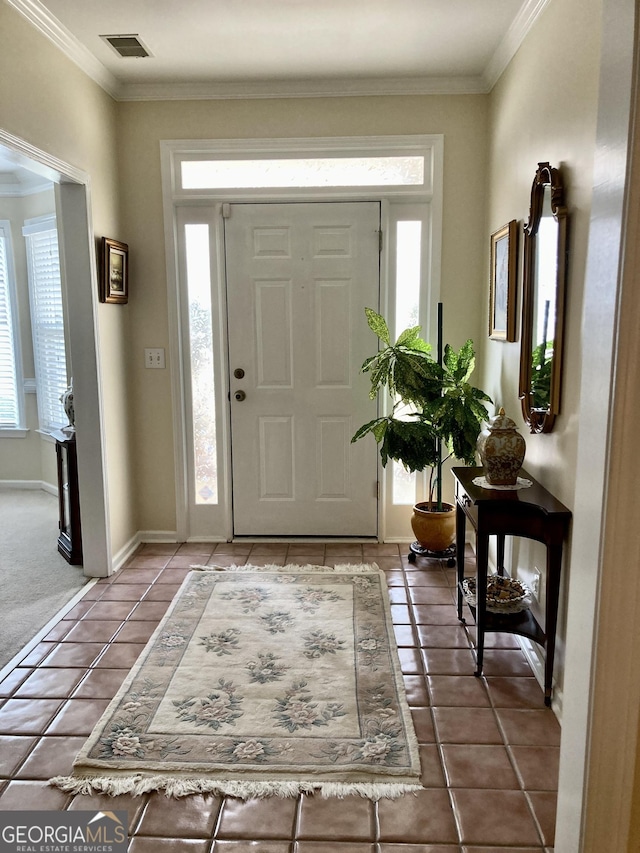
[144,348,165,369]
[529,567,541,599]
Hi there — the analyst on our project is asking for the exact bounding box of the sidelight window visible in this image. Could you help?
[392,220,422,505]
[185,223,218,504]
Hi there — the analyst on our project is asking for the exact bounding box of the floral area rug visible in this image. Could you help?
[50,563,422,799]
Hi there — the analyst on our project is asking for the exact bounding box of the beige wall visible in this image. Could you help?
[117,94,490,532]
[485,0,602,496]
[482,0,602,698]
[0,3,135,555]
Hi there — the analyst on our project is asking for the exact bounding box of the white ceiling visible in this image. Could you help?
[6,0,549,101]
[0,152,54,196]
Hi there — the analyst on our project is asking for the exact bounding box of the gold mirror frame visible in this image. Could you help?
[518,162,568,433]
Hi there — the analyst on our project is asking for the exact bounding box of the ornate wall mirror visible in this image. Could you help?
[518,162,568,433]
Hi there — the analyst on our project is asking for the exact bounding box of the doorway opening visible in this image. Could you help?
[161,135,443,542]
[0,129,110,576]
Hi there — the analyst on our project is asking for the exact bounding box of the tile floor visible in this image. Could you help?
[0,542,560,852]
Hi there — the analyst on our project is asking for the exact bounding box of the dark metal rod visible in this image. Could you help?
[436,302,443,510]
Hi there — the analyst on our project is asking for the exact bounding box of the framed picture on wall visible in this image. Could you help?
[489,220,518,341]
[100,237,129,304]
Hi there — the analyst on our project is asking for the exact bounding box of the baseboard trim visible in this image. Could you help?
[110,532,142,573]
[133,532,476,546]
[137,530,180,543]
[518,634,545,688]
[0,479,57,495]
[383,533,475,546]
[112,531,200,571]
[517,635,563,720]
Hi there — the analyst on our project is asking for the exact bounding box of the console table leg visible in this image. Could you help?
[543,542,563,707]
[474,533,490,677]
[496,534,506,576]
[456,501,466,622]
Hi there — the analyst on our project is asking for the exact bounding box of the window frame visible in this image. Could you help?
[22,213,69,434]
[165,135,439,202]
[0,219,26,435]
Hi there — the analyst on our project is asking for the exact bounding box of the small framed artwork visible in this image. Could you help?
[489,220,518,341]
[100,237,129,304]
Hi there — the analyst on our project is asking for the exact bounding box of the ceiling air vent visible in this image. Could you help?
[100,34,152,58]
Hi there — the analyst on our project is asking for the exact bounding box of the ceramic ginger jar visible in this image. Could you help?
[476,407,526,486]
[60,378,75,430]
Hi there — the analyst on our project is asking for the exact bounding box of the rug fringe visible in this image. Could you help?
[49,774,422,800]
[190,562,381,574]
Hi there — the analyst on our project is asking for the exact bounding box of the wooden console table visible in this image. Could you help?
[53,429,83,565]
[452,466,571,705]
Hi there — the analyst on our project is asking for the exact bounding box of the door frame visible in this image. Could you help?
[161,135,444,543]
[0,128,111,575]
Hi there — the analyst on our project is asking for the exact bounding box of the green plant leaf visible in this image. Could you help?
[395,325,422,347]
[351,417,386,444]
[407,336,431,354]
[381,418,439,472]
[364,350,394,399]
[360,354,378,372]
[391,349,441,403]
[444,340,475,383]
[372,419,389,443]
[365,308,390,345]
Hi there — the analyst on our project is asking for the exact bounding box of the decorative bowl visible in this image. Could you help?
[462,573,532,613]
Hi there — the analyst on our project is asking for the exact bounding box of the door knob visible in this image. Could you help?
[234,368,245,379]
[234,390,246,401]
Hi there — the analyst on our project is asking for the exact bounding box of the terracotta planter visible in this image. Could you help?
[410,501,456,553]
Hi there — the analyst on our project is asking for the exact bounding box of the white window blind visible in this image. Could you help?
[0,221,23,429]
[23,215,68,432]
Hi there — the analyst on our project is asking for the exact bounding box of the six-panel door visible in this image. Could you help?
[225,201,380,536]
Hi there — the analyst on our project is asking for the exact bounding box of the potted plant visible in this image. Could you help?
[352,307,492,557]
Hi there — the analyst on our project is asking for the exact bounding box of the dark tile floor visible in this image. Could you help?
[0,542,559,852]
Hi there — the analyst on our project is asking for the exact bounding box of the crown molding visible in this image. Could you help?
[119,74,489,102]
[482,0,552,90]
[5,0,121,99]
[8,0,549,103]
[0,128,89,185]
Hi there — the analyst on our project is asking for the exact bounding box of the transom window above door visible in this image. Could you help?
[164,135,441,200]
[181,156,425,190]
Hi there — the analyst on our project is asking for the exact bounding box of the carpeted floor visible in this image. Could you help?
[0,488,89,670]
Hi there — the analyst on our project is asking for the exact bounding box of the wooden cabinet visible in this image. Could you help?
[53,429,83,565]
[452,466,571,706]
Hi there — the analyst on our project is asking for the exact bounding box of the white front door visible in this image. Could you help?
[225,202,380,536]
